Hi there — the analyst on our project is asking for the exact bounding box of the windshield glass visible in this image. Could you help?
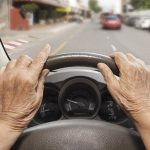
[105,16,119,20]
[1,0,150,64]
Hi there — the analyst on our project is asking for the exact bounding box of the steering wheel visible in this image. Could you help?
[12,53,145,150]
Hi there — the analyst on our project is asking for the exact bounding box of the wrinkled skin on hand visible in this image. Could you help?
[98,52,150,128]
[0,45,50,131]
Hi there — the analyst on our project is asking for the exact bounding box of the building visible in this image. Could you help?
[0,0,9,29]
[121,0,134,13]
[67,0,89,17]
[9,0,90,30]
[10,0,71,30]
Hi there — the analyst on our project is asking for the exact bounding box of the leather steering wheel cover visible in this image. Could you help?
[45,52,119,75]
[12,119,145,150]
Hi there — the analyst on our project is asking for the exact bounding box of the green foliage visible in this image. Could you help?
[38,10,49,20]
[142,0,150,9]
[131,0,150,9]
[20,3,39,15]
[89,0,101,13]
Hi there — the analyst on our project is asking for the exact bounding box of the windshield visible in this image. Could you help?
[1,0,150,64]
[105,16,119,20]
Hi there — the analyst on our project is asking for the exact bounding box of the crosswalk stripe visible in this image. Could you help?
[4,44,15,50]
[8,41,22,46]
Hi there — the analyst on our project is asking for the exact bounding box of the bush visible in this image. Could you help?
[38,10,49,20]
[20,3,39,15]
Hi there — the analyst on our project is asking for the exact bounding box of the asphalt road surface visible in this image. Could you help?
[10,20,150,64]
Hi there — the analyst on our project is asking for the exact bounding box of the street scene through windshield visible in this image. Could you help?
[0,0,150,63]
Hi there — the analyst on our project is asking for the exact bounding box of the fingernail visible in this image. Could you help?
[97,63,102,68]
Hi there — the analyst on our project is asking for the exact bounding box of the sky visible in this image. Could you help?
[81,0,121,13]
[69,0,122,13]
[98,0,122,13]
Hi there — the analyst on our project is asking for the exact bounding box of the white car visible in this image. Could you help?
[135,17,150,29]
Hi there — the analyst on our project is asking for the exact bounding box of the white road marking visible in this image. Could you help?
[8,41,22,46]
[4,39,30,51]
[111,44,117,52]
[50,23,76,33]
[17,39,29,43]
[51,26,69,33]
[51,41,67,55]
[106,36,110,40]
[4,44,15,50]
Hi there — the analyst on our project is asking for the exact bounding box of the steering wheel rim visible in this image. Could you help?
[12,53,145,150]
[44,52,119,75]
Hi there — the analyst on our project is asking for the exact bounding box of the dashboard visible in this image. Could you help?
[30,67,134,129]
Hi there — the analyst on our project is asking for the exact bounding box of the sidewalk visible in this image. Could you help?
[0,22,76,51]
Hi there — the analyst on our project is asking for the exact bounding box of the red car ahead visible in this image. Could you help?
[102,15,122,30]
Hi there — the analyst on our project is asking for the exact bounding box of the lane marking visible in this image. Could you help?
[106,36,110,40]
[51,41,67,55]
[69,34,75,39]
[17,39,29,43]
[111,44,117,52]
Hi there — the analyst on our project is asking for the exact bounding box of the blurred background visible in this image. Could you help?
[0,0,150,63]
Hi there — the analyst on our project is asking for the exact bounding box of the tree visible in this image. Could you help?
[89,0,101,13]
[131,0,150,9]
[142,0,150,9]
[20,3,39,16]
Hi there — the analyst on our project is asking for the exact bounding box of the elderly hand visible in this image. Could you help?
[98,52,150,129]
[0,44,50,131]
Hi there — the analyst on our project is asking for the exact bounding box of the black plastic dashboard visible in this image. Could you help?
[30,67,134,129]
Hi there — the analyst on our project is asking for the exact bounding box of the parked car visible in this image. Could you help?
[135,17,150,29]
[68,15,83,23]
[123,16,138,26]
[102,15,122,30]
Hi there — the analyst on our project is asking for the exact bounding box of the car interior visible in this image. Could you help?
[0,39,146,150]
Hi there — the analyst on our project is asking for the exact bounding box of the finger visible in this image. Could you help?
[30,44,51,76]
[97,63,121,105]
[137,58,145,65]
[126,53,145,65]
[5,59,17,69]
[126,53,137,62]
[97,63,118,85]
[36,69,49,100]
[111,52,129,71]
[147,65,150,69]
[16,55,33,67]
[0,66,6,74]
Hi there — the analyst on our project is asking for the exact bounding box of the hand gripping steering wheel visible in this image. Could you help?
[12,53,145,150]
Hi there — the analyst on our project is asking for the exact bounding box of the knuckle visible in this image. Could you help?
[19,54,26,59]
[9,59,16,63]
[114,52,123,57]
[126,53,133,57]
[20,55,32,61]
[125,64,135,73]
[0,66,6,72]
[114,53,124,62]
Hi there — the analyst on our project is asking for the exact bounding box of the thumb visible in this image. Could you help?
[97,63,118,86]
[98,63,122,106]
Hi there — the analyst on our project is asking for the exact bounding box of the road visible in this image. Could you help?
[10,19,150,64]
